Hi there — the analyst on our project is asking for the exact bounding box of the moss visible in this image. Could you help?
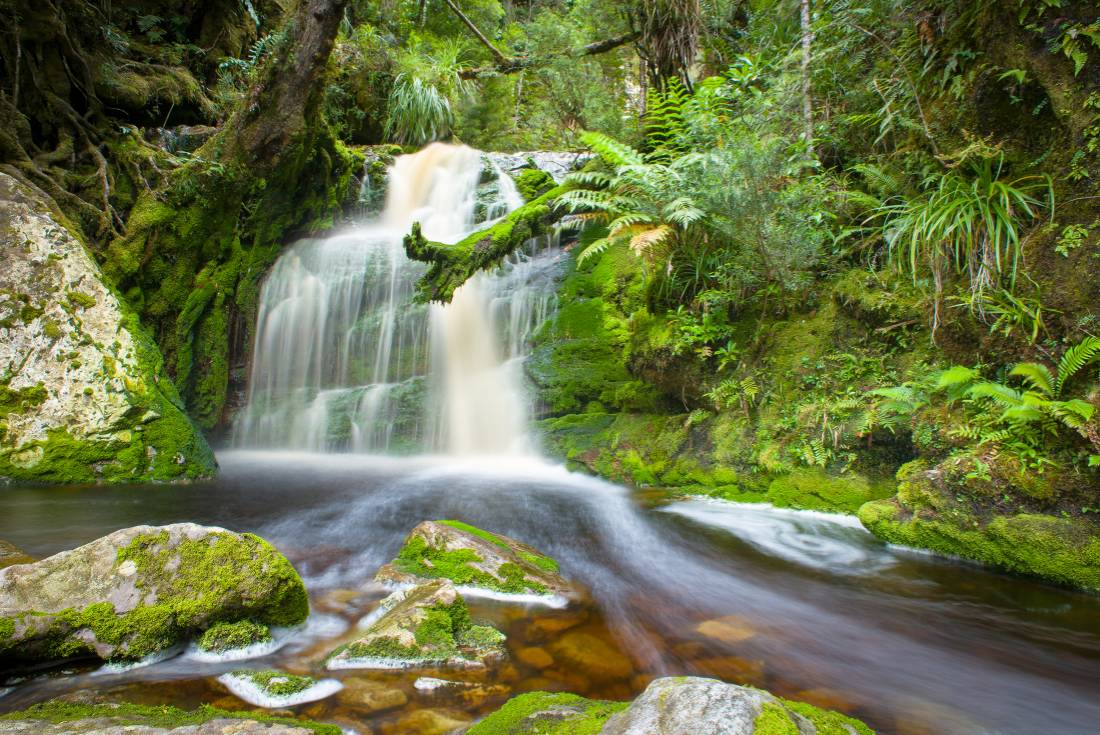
[781,698,875,735]
[766,468,894,514]
[0,700,339,735]
[65,291,97,309]
[394,535,549,595]
[466,692,629,735]
[197,620,272,653]
[0,382,47,419]
[233,669,316,697]
[437,520,561,573]
[753,702,801,735]
[460,624,507,648]
[512,169,556,202]
[858,498,1100,591]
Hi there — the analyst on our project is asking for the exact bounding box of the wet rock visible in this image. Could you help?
[381,708,471,735]
[0,523,308,667]
[515,646,554,670]
[601,676,874,735]
[0,541,34,569]
[338,677,408,713]
[521,607,589,641]
[375,520,574,600]
[695,615,758,645]
[691,656,767,687]
[547,631,632,682]
[217,670,343,708]
[0,699,331,734]
[324,579,505,670]
[0,172,216,484]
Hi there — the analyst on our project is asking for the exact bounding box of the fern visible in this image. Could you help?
[1008,362,1055,397]
[1055,336,1100,394]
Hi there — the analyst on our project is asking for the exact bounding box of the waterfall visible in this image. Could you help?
[233,143,561,455]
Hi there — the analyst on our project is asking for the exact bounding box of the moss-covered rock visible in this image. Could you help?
[0,699,339,734]
[0,523,308,667]
[859,462,1100,591]
[469,677,873,735]
[0,173,215,483]
[375,520,574,599]
[324,579,504,670]
[767,469,895,514]
[217,669,343,708]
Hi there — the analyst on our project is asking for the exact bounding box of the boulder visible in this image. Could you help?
[467,678,875,735]
[0,541,34,569]
[0,173,216,484]
[601,677,873,735]
[0,699,338,734]
[0,523,308,666]
[375,520,574,599]
[325,579,505,670]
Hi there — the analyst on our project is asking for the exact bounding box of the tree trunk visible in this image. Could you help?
[800,0,814,157]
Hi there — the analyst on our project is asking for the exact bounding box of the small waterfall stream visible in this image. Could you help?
[233,143,561,454]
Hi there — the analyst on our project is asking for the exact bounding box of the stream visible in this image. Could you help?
[2,451,1100,734]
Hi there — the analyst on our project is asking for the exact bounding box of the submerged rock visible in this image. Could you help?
[325,579,505,670]
[0,541,34,570]
[0,699,338,734]
[375,520,573,600]
[0,523,308,667]
[217,670,343,708]
[0,173,216,484]
[468,677,874,735]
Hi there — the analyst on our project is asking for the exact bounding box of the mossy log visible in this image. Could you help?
[403,185,566,303]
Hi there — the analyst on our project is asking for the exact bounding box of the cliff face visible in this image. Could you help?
[0,174,215,483]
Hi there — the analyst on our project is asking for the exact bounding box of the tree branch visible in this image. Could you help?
[443,0,510,65]
[458,32,639,79]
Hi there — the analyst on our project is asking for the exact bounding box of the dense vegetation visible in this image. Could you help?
[2,0,1099,588]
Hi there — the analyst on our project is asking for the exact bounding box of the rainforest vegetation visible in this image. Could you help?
[2,0,1100,733]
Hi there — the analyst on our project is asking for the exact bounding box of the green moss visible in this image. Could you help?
[466,692,628,735]
[65,291,97,309]
[859,499,1100,591]
[460,624,507,648]
[394,535,549,595]
[232,669,316,697]
[0,382,47,419]
[437,520,561,574]
[197,620,272,653]
[513,169,556,202]
[0,700,339,735]
[781,698,875,735]
[766,468,894,514]
[753,702,801,735]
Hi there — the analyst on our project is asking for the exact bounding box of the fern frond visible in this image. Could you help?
[1009,362,1055,397]
[1056,336,1100,394]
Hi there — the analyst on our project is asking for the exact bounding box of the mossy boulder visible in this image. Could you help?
[324,579,505,670]
[858,463,1100,591]
[375,520,574,599]
[0,523,308,667]
[766,468,894,514]
[0,699,339,734]
[197,619,273,653]
[0,172,215,483]
[469,677,873,735]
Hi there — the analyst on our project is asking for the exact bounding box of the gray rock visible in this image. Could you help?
[0,173,215,484]
[484,152,591,182]
[0,523,308,666]
[0,718,315,734]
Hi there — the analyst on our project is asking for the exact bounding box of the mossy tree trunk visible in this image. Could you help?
[103,0,360,432]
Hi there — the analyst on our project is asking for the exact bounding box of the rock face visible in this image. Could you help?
[0,523,308,666]
[468,677,874,735]
[375,520,574,599]
[0,173,216,484]
[0,700,337,734]
[325,579,505,670]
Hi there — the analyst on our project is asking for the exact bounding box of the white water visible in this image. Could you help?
[234,143,561,454]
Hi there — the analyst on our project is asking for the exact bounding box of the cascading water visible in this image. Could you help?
[233,143,562,455]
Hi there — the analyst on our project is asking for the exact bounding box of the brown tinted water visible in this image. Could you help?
[2,451,1099,734]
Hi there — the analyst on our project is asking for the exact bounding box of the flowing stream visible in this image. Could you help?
[3,146,1100,735]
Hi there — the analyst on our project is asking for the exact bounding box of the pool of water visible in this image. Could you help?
[2,451,1099,734]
